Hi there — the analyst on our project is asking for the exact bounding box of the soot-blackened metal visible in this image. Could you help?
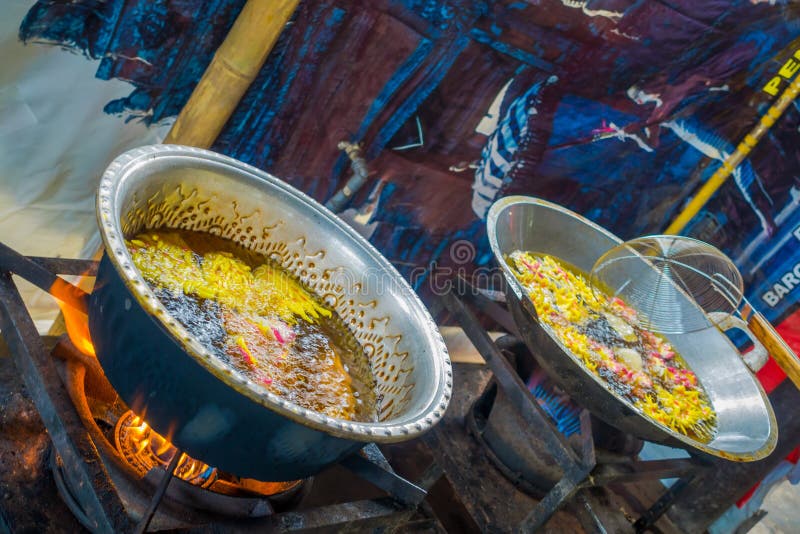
[439,287,711,532]
[0,245,434,533]
[0,254,130,533]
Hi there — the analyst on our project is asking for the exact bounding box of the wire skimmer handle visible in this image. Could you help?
[745,310,800,390]
[707,312,768,373]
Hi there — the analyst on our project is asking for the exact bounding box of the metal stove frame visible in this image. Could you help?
[431,283,711,533]
[0,244,434,533]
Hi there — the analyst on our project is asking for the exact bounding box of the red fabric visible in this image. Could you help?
[737,485,758,508]
[736,310,800,507]
[757,356,788,395]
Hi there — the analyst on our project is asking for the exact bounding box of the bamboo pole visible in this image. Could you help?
[665,75,800,235]
[163,0,300,147]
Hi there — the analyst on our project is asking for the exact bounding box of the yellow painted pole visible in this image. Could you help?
[163,0,300,147]
[663,74,800,390]
[665,74,800,235]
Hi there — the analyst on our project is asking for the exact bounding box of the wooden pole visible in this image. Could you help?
[163,0,301,147]
[664,75,800,235]
[747,311,800,388]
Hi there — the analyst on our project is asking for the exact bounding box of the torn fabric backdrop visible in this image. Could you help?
[19,0,800,326]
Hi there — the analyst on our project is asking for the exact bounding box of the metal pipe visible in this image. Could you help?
[163,0,300,147]
[326,142,370,213]
[665,75,800,235]
[134,449,182,534]
[27,257,98,277]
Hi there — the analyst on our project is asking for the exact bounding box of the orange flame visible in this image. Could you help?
[50,276,95,357]
[120,411,299,495]
[124,413,207,479]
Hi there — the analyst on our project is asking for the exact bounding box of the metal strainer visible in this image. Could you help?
[590,235,800,386]
[590,236,744,335]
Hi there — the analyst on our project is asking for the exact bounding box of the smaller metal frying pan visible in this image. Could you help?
[486,196,776,461]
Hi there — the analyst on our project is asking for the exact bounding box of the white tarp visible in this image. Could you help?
[0,0,163,328]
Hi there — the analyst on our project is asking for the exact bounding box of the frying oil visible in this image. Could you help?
[127,229,377,423]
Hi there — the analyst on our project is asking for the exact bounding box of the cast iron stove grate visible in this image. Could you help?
[423,279,712,533]
[0,242,437,533]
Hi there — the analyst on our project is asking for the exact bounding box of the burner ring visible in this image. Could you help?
[114,411,217,489]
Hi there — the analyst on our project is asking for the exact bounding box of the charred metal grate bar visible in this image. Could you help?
[340,444,427,506]
[135,449,182,534]
[0,255,129,533]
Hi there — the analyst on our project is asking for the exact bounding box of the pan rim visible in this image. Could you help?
[95,144,453,443]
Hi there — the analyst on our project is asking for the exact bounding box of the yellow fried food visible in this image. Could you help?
[126,229,374,422]
[508,251,716,441]
[128,232,331,324]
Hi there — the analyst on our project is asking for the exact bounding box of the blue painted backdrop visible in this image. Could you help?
[19,0,800,328]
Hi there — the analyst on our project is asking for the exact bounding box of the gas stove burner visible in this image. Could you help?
[526,368,582,437]
[113,410,303,499]
[0,246,436,533]
[466,335,644,498]
[115,411,217,489]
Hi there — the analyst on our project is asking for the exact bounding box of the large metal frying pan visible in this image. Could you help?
[486,196,777,461]
[90,145,452,481]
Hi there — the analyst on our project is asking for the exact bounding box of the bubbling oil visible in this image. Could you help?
[126,229,378,422]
